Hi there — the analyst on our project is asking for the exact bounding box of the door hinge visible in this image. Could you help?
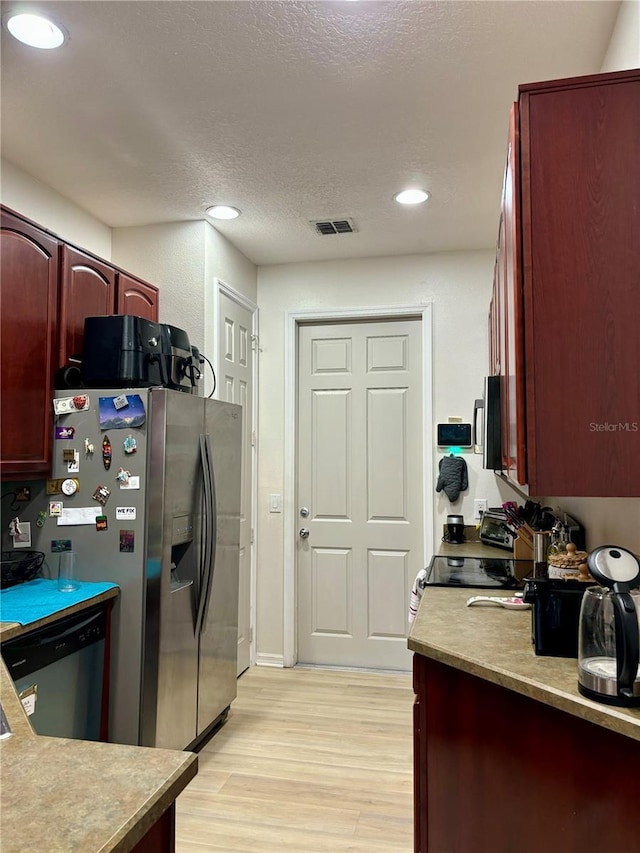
[251,527,255,544]
[251,430,256,447]
[249,626,254,644]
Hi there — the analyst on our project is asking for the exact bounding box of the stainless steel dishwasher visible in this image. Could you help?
[2,603,107,741]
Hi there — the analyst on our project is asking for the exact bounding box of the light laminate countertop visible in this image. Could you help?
[408,586,640,742]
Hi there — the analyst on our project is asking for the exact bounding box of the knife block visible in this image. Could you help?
[514,525,534,561]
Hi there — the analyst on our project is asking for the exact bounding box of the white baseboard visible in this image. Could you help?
[255,652,285,668]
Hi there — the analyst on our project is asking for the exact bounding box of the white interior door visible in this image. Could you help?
[296,318,423,670]
[218,288,255,676]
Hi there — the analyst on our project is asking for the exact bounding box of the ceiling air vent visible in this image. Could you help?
[310,218,357,236]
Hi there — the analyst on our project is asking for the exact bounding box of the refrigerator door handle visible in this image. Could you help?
[195,434,214,635]
[200,433,218,634]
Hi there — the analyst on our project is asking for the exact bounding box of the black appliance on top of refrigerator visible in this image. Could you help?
[43,388,241,750]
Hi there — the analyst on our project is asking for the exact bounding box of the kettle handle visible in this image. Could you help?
[612,591,640,700]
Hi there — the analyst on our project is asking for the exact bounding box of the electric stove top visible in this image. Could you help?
[426,555,533,589]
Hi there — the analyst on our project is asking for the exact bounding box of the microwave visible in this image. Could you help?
[479,510,514,550]
[474,376,502,471]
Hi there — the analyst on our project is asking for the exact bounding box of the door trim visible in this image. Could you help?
[208,277,259,668]
[283,304,434,667]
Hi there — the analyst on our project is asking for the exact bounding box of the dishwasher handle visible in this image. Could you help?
[6,607,105,648]
[1,604,108,680]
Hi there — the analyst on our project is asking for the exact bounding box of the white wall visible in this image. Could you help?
[255,251,510,659]
[112,221,258,395]
[600,0,640,72]
[112,221,208,351]
[203,222,258,391]
[1,159,111,258]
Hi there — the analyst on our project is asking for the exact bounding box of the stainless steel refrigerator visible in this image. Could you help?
[45,388,242,750]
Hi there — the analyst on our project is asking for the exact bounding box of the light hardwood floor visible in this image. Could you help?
[176,665,414,853]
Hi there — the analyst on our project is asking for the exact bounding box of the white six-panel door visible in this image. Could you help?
[296,319,423,670]
[218,289,255,676]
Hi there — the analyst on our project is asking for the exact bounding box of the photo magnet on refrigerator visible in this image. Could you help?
[119,529,135,552]
[55,426,75,439]
[92,485,111,505]
[98,395,146,430]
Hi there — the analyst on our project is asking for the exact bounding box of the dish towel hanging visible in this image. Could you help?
[435,455,468,502]
[409,569,428,624]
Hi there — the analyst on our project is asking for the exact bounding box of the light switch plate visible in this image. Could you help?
[269,494,282,513]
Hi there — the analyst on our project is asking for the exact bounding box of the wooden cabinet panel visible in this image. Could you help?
[413,660,428,853]
[413,654,640,853]
[59,245,116,365]
[495,213,510,471]
[116,272,159,321]
[522,73,640,496]
[502,102,526,485]
[492,69,640,496]
[1,211,59,476]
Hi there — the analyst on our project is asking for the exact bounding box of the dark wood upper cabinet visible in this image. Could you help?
[116,272,159,322]
[493,68,640,497]
[502,102,526,486]
[1,211,59,476]
[1,205,163,478]
[59,245,116,365]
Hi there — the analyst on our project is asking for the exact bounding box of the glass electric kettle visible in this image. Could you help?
[577,546,640,707]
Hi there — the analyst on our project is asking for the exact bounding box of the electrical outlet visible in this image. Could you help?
[15,486,31,502]
[474,499,488,520]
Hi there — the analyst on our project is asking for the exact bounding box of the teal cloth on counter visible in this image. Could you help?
[0,578,119,626]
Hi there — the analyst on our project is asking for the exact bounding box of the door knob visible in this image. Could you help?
[299,527,310,539]
[299,507,309,518]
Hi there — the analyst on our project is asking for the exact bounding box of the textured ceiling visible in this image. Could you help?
[0,1,619,265]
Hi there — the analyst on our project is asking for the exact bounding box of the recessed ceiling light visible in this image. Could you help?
[205,205,241,220]
[6,13,66,49]
[394,189,430,206]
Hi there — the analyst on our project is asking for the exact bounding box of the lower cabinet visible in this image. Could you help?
[413,654,639,853]
[131,805,177,853]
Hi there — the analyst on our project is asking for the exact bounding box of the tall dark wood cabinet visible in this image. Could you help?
[59,245,116,364]
[492,68,640,497]
[1,211,59,477]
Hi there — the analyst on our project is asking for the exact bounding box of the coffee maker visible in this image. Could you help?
[445,514,465,544]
